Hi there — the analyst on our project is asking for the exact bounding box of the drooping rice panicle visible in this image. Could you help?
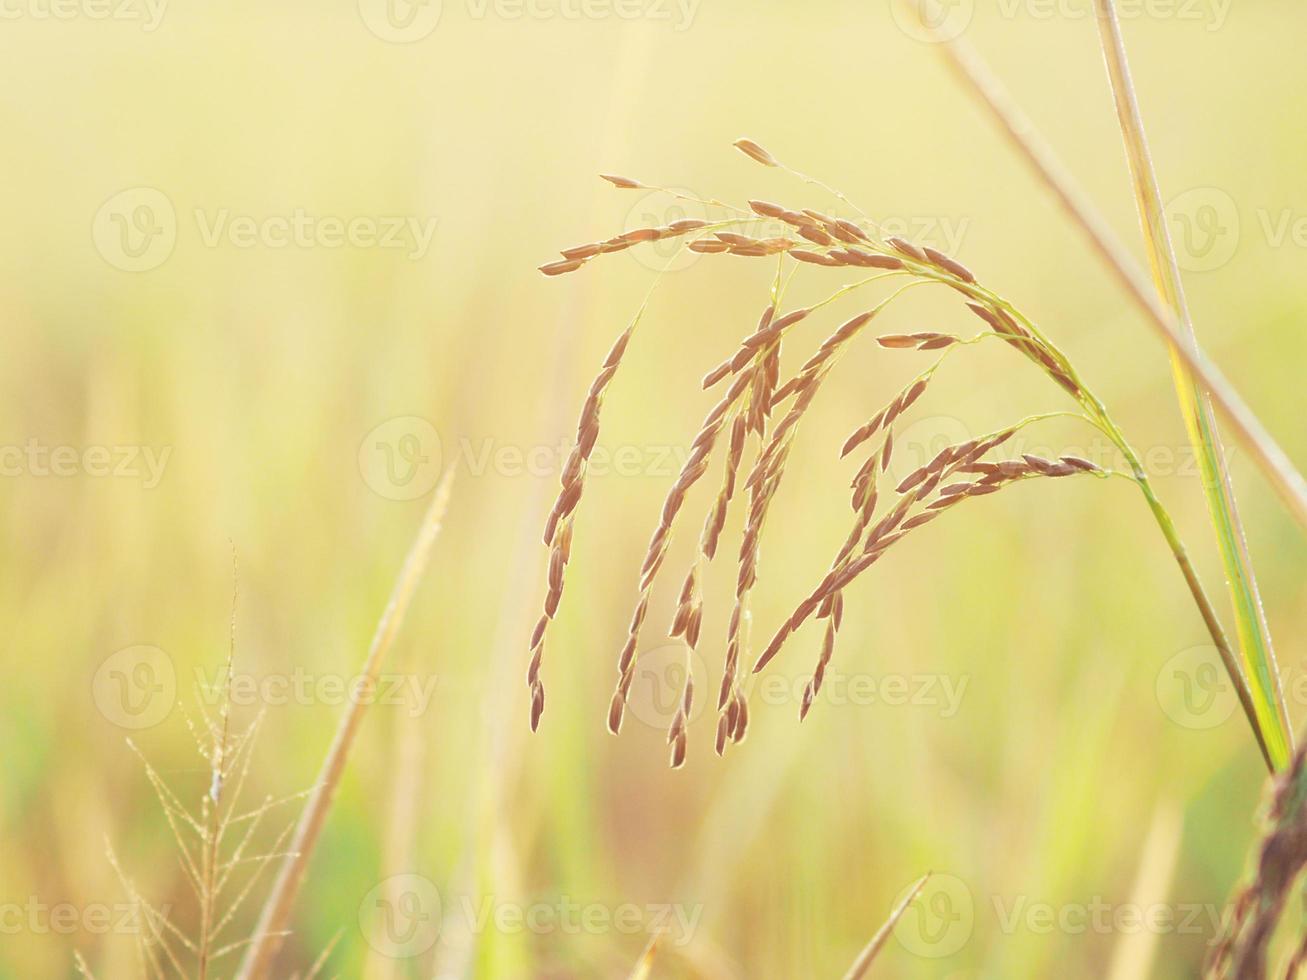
[754,420,1113,689]
[528,318,636,731]
[713,290,918,753]
[529,137,1268,769]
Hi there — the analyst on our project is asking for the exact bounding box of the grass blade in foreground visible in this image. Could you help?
[842,873,931,979]
[626,935,660,980]
[1091,0,1292,772]
[237,468,455,980]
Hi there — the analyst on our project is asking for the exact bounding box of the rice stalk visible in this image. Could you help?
[901,0,1307,539]
[897,0,1297,772]
[1089,0,1291,771]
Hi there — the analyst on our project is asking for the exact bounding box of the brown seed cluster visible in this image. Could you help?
[747,200,876,249]
[689,232,796,258]
[922,245,977,283]
[966,301,1079,397]
[711,307,885,752]
[876,332,958,351]
[665,571,700,768]
[606,388,733,735]
[541,218,713,277]
[529,146,1109,764]
[604,302,787,761]
[754,429,1103,697]
[707,307,809,387]
[542,149,981,306]
[527,324,633,731]
[841,374,931,463]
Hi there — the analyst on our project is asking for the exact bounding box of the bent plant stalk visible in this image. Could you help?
[527,144,1270,770]
[899,0,1292,769]
[905,0,1307,538]
[1091,0,1291,770]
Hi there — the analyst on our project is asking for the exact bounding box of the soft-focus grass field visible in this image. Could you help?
[3,1,1307,976]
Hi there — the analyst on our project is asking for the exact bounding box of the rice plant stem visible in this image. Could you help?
[879,12,1279,764]
[910,264,1269,767]
[1090,0,1291,769]
[1103,412,1272,771]
[993,293,1273,770]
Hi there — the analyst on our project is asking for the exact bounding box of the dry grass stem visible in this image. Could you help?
[237,468,455,979]
[627,934,661,980]
[95,655,313,979]
[841,873,932,980]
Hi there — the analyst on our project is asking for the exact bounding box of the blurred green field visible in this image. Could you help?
[3,0,1307,976]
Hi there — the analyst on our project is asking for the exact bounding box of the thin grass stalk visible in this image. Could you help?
[197,686,231,980]
[298,932,342,980]
[1106,803,1182,980]
[903,0,1278,771]
[904,0,1307,536]
[236,468,455,980]
[626,935,660,980]
[841,873,931,980]
[1090,0,1292,771]
[367,666,425,980]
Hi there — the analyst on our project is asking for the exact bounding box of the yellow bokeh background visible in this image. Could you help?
[2,0,1306,976]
